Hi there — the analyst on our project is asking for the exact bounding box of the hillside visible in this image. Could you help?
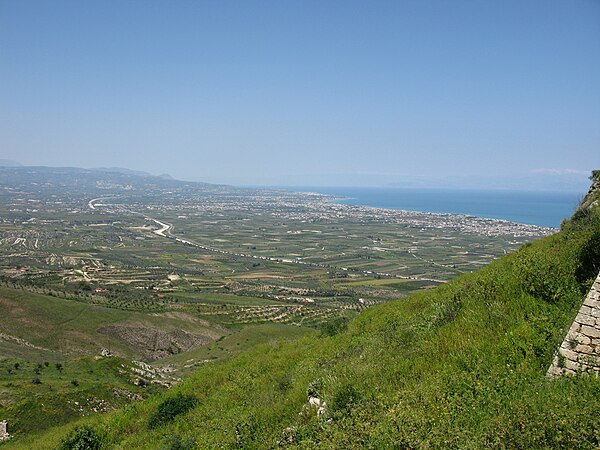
[0,288,226,361]
[5,173,600,449]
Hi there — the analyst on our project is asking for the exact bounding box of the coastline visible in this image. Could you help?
[289,186,578,228]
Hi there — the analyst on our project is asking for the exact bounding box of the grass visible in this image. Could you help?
[154,323,315,372]
[8,202,600,449]
[0,287,226,360]
[0,355,160,438]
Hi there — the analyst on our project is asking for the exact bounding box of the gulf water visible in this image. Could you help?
[301,187,582,228]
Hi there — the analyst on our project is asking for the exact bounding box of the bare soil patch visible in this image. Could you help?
[97,323,216,361]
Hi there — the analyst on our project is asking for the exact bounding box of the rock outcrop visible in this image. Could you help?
[576,170,600,214]
[0,420,11,441]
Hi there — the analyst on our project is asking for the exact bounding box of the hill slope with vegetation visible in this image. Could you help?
[6,173,600,449]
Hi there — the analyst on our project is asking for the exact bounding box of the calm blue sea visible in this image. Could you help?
[299,187,582,228]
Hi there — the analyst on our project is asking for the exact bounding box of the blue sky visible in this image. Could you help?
[1,0,599,189]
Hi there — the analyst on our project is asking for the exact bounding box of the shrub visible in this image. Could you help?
[161,433,196,450]
[320,316,349,336]
[148,393,199,429]
[576,225,600,287]
[515,240,578,304]
[57,425,103,450]
[331,383,361,413]
[277,375,292,392]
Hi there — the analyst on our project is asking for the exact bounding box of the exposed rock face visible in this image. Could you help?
[547,273,600,376]
[0,420,11,441]
[577,170,600,213]
[97,324,214,361]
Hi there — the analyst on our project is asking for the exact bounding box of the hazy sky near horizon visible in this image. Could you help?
[1,1,599,189]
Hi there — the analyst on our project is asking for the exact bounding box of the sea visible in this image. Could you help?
[297,187,582,228]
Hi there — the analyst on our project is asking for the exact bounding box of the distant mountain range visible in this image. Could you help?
[92,166,156,177]
[0,165,232,201]
[1,160,591,192]
[0,159,22,167]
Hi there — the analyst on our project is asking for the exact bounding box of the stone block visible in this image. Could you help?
[565,330,580,342]
[575,344,594,354]
[575,314,596,327]
[559,348,579,362]
[546,364,564,377]
[581,325,600,339]
[564,358,581,372]
[578,335,591,345]
[560,342,575,353]
[583,297,599,308]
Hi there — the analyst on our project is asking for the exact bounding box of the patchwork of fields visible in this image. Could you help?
[0,167,556,441]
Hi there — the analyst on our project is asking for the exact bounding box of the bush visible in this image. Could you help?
[331,383,361,413]
[576,225,600,286]
[320,316,350,336]
[57,425,103,450]
[515,238,579,304]
[148,393,199,429]
[161,433,196,450]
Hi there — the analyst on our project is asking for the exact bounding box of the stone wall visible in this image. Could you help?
[547,272,600,376]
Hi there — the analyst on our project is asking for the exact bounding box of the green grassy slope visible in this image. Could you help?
[7,181,600,449]
[154,323,315,374]
[0,288,229,440]
[0,288,225,360]
[0,355,162,438]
